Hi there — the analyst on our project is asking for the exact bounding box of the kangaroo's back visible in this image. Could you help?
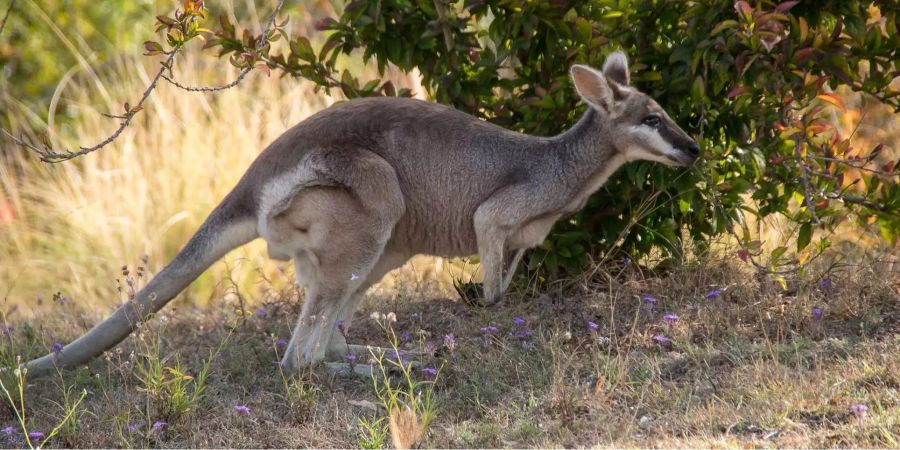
[243,96,555,255]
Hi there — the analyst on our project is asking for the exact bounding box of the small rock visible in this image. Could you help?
[638,415,653,429]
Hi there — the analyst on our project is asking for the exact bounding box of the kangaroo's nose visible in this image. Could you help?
[685,142,700,157]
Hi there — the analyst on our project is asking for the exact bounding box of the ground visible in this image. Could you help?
[2,255,898,448]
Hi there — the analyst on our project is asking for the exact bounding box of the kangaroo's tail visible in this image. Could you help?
[24,194,258,377]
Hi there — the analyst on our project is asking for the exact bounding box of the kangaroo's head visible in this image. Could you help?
[570,52,700,166]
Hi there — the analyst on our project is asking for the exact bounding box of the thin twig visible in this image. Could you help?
[4,51,177,163]
[794,139,822,226]
[0,0,13,39]
[809,155,897,177]
[2,0,285,162]
[162,67,252,92]
[827,193,899,217]
[162,0,285,92]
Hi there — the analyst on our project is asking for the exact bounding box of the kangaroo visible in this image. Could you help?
[24,51,699,376]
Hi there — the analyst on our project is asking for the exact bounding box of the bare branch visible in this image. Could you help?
[162,67,251,92]
[809,155,898,178]
[162,0,285,93]
[0,0,13,39]
[794,139,823,226]
[2,0,285,162]
[4,52,177,163]
[826,193,899,217]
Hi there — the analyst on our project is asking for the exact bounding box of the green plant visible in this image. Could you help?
[367,314,439,449]
[273,338,320,420]
[0,359,87,449]
[357,416,390,449]
[134,326,228,421]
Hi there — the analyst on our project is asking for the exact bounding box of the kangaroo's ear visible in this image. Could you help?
[602,51,630,86]
[570,64,614,111]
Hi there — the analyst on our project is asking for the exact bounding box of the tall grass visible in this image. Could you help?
[1,54,332,315]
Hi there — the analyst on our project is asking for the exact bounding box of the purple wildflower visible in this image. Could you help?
[254,306,266,316]
[234,404,251,415]
[819,277,834,291]
[663,314,679,324]
[641,296,658,305]
[480,325,498,333]
[400,330,411,342]
[704,289,722,299]
[812,307,823,319]
[849,403,868,417]
[1,324,11,334]
[27,432,44,440]
[512,316,525,326]
[443,334,457,352]
[51,342,63,354]
[424,340,437,355]
[151,421,168,432]
[652,335,673,349]
[1,426,14,436]
[517,330,534,339]
[423,367,437,379]
[276,338,287,346]
[334,319,348,337]
[619,256,632,265]
[344,353,356,363]
[350,273,360,281]
[587,321,599,331]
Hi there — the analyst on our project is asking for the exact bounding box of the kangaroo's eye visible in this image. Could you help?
[642,115,661,127]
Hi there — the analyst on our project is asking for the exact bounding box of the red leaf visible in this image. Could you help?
[816,93,845,111]
[738,249,750,262]
[792,47,816,65]
[775,1,800,12]
[734,1,752,16]
[830,17,843,42]
[727,85,747,98]
[884,160,896,173]
[315,17,337,31]
[867,143,884,161]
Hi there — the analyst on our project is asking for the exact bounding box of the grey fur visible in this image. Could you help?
[24,51,699,375]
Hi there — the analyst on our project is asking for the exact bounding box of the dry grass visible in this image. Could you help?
[1,251,897,448]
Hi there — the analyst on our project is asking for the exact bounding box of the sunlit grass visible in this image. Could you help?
[1,54,336,314]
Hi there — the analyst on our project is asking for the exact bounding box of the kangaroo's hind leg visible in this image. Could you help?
[274,149,405,371]
[324,250,411,361]
[278,187,398,370]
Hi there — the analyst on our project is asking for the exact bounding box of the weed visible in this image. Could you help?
[357,416,389,449]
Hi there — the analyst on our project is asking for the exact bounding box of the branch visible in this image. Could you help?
[794,139,822,226]
[162,67,251,92]
[2,0,285,162]
[0,0,13,39]
[162,0,285,92]
[810,155,898,178]
[3,52,177,163]
[826,193,899,218]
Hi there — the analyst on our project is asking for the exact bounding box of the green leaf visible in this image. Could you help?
[797,222,812,251]
[711,20,738,35]
[290,37,316,62]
